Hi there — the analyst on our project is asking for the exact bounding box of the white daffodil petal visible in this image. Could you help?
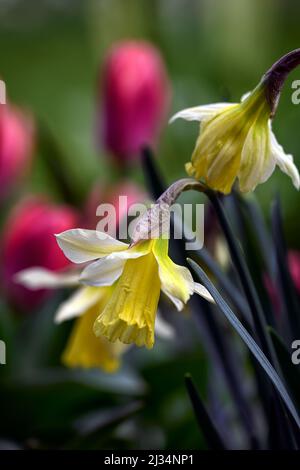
[80,257,125,287]
[14,267,79,289]
[270,130,300,190]
[169,103,233,123]
[193,282,214,303]
[55,286,103,323]
[155,310,175,339]
[80,243,151,287]
[55,229,128,263]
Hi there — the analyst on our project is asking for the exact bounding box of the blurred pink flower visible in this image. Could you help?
[83,180,148,237]
[100,40,171,163]
[1,197,78,311]
[0,104,34,201]
[104,180,148,228]
[264,250,300,313]
[288,250,300,294]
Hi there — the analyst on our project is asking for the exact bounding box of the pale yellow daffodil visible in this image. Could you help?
[171,83,300,194]
[16,264,176,370]
[54,230,213,349]
[57,285,125,372]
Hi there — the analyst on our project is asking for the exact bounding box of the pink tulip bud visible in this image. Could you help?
[1,197,78,311]
[100,41,171,163]
[0,104,34,201]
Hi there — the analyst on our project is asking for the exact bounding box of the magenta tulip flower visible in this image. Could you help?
[1,197,78,311]
[0,104,34,202]
[100,40,171,164]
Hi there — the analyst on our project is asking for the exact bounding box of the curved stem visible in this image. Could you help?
[156,178,206,205]
[131,177,206,244]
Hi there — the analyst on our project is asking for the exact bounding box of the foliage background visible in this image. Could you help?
[0,0,299,449]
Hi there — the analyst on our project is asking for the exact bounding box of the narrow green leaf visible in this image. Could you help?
[38,121,82,205]
[207,191,277,365]
[141,147,165,198]
[73,401,143,436]
[188,258,300,430]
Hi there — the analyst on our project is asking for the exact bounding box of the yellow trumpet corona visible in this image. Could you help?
[61,286,125,372]
[54,230,213,349]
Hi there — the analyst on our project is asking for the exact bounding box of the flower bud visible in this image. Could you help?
[0,104,34,201]
[1,197,78,311]
[100,41,171,163]
[171,49,300,194]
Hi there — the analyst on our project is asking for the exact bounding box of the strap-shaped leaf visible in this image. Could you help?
[207,191,277,366]
[188,258,300,430]
[185,374,226,449]
[269,327,300,410]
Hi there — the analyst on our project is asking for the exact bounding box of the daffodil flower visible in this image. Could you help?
[54,229,213,349]
[16,266,176,371]
[171,50,300,194]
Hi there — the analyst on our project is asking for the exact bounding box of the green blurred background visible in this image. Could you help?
[0,0,300,450]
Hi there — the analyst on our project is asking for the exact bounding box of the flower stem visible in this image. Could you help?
[263,48,300,116]
[207,190,279,368]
